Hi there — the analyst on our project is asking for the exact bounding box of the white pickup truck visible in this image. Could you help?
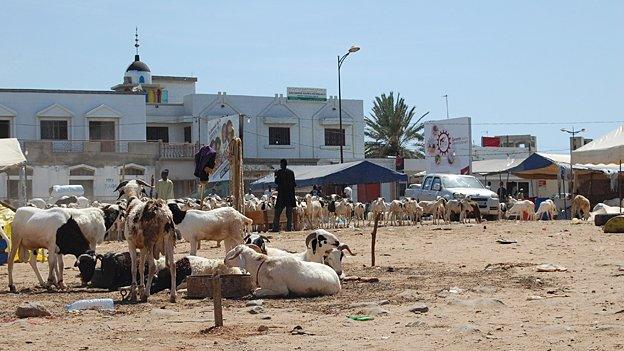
[405,174,500,219]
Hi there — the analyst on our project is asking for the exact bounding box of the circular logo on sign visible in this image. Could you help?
[437,130,451,155]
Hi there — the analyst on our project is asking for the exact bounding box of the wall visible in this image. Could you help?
[189,92,365,162]
[0,90,146,141]
[152,78,196,104]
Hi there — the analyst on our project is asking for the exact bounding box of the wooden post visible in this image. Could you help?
[150,174,155,198]
[371,214,380,267]
[212,276,223,327]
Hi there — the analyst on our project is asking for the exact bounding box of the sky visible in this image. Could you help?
[1,1,622,153]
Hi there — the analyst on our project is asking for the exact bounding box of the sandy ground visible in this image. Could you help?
[1,219,623,351]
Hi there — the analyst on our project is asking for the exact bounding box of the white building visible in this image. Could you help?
[0,33,364,203]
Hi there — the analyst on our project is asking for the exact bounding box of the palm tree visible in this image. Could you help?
[365,92,428,158]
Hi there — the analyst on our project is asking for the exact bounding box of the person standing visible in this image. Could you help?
[497,181,507,200]
[272,159,296,232]
[155,169,174,200]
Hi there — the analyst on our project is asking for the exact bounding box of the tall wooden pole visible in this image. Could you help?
[371,214,380,267]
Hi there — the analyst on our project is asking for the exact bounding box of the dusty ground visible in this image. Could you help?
[1,219,623,351]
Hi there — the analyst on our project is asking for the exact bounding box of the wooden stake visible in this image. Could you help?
[371,214,380,267]
[212,276,223,327]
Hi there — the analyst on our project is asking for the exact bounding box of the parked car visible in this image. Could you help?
[408,174,500,219]
[404,183,421,199]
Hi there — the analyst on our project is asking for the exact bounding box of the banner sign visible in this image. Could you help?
[424,117,472,174]
[206,115,240,182]
[286,87,327,101]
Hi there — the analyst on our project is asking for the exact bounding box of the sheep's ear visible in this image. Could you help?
[136,179,153,188]
[74,260,80,267]
[225,246,243,261]
[246,244,263,254]
[114,181,129,192]
[311,238,318,254]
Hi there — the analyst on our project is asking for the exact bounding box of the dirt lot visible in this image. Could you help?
[1,220,623,351]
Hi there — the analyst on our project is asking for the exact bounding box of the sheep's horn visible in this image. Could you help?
[114,180,129,192]
[136,179,153,188]
[305,232,317,248]
[338,243,356,256]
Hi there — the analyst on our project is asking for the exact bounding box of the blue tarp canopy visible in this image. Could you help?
[250,160,407,189]
[508,152,570,179]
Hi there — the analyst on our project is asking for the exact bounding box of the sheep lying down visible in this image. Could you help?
[78,253,240,293]
[225,244,341,297]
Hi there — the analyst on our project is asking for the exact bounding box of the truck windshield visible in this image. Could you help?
[442,176,483,189]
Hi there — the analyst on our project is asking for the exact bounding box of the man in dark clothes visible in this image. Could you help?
[497,181,507,200]
[272,159,297,232]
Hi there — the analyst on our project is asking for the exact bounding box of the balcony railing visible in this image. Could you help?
[160,143,200,159]
[18,140,200,159]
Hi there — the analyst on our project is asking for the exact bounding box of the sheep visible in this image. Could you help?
[506,200,536,220]
[444,199,464,223]
[225,244,341,297]
[571,195,590,220]
[403,198,423,225]
[353,202,366,227]
[334,198,354,228]
[113,179,151,200]
[418,197,446,224]
[369,198,388,226]
[150,255,241,293]
[76,196,90,208]
[535,199,557,220]
[304,194,323,229]
[167,204,251,256]
[388,200,406,226]
[7,206,114,292]
[244,230,347,275]
[123,194,176,303]
[27,198,47,209]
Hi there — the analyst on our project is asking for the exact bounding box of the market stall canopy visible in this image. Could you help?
[0,138,26,168]
[509,152,570,179]
[471,157,526,175]
[250,160,408,189]
[572,125,624,165]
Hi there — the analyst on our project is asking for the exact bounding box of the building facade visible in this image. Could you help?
[0,36,364,203]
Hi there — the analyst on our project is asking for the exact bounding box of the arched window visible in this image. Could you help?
[69,165,96,198]
[139,76,145,84]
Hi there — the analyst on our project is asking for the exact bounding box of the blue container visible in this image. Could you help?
[0,237,7,251]
[0,252,7,266]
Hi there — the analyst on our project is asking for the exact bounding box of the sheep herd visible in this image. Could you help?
[3,179,356,302]
[3,181,609,304]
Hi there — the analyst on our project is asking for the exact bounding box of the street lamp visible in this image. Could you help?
[561,127,586,215]
[337,45,360,163]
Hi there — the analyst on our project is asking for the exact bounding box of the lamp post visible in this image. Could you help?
[337,45,360,163]
[561,127,586,193]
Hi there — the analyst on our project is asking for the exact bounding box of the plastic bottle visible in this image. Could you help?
[66,298,115,312]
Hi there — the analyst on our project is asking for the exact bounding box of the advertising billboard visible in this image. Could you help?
[206,115,240,183]
[424,117,472,174]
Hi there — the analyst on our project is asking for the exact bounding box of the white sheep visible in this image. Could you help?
[167,204,251,256]
[225,244,341,297]
[369,198,388,226]
[353,202,366,227]
[334,198,353,228]
[535,199,557,220]
[26,198,47,209]
[418,197,447,224]
[388,200,406,226]
[7,207,112,291]
[304,194,323,229]
[506,200,536,220]
[403,199,423,225]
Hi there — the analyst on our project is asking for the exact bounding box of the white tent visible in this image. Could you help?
[572,125,624,165]
[0,138,26,168]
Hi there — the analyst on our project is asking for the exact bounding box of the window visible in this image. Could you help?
[122,166,145,176]
[146,126,169,142]
[431,177,442,192]
[268,127,290,145]
[324,128,345,146]
[422,177,433,190]
[40,120,68,140]
[139,76,145,84]
[89,121,115,140]
[0,120,9,138]
[69,167,95,177]
[184,126,192,143]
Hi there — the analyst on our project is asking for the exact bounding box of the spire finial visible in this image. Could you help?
[134,27,140,56]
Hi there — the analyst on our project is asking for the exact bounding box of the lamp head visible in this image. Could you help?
[348,45,360,53]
